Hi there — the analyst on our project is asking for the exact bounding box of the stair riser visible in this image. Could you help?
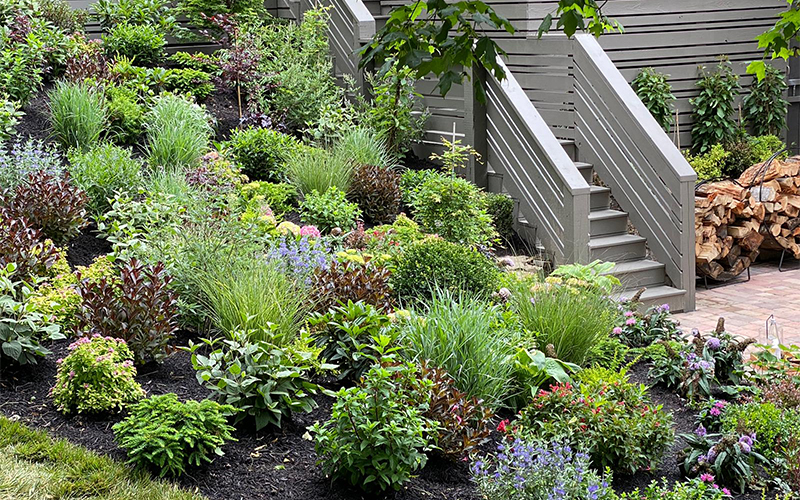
[562,141,577,160]
[590,190,610,210]
[590,216,627,237]
[637,294,685,313]
[578,167,593,183]
[590,241,646,262]
[614,267,666,289]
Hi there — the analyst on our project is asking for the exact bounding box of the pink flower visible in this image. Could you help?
[710,407,721,416]
[699,473,715,483]
[68,370,75,379]
[722,488,731,496]
[624,311,634,317]
[714,400,727,409]
[612,327,623,335]
[300,225,321,238]
[626,318,636,326]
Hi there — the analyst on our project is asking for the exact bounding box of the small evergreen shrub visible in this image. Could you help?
[2,171,88,245]
[48,81,108,152]
[685,144,729,182]
[300,187,361,233]
[631,67,675,132]
[411,174,495,246]
[68,143,143,215]
[225,127,300,182]
[348,163,401,224]
[51,335,144,414]
[751,134,786,163]
[102,22,165,66]
[391,238,499,300]
[113,393,236,477]
[309,362,432,492]
[106,84,145,145]
[189,334,322,430]
[720,401,800,462]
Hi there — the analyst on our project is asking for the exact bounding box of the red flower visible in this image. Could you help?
[497,419,510,433]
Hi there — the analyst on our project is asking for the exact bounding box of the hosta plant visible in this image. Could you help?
[51,335,144,414]
[75,258,179,365]
[188,334,329,430]
[113,393,237,477]
[2,171,88,245]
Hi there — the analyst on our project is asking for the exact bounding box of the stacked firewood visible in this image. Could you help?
[694,156,800,280]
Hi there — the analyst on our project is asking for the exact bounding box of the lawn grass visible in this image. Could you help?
[0,416,205,500]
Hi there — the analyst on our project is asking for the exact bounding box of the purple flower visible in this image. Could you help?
[739,442,751,454]
[705,337,722,350]
[695,425,707,437]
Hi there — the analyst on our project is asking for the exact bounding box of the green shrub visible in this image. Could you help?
[720,401,800,462]
[631,67,675,132]
[619,479,731,500]
[113,394,236,477]
[366,213,426,256]
[239,181,296,217]
[300,187,361,233]
[751,134,786,163]
[195,256,308,345]
[400,290,517,408]
[0,263,63,365]
[483,192,514,243]
[744,65,788,137]
[348,163,401,224]
[685,144,729,182]
[399,168,439,205]
[189,334,322,430]
[691,60,740,154]
[722,135,757,178]
[411,174,495,246]
[0,95,23,141]
[168,51,220,74]
[391,238,499,300]
[510,280,615,366]
[225,127,300,182]
[103,23,165,66]
[93,0,177,32]
[51,335,144,414]
[0,42,44,106]
[309,363,432,492]
[163,68,214,101]
[68,143,142,215]
[48,81,108,152]
[519,367,674,474]
[145,94,212,169]
[287,146,354,196]
[307,300,394,382]
[106,84,145,145]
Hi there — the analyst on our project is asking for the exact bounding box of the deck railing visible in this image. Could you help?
[572,34,696,307]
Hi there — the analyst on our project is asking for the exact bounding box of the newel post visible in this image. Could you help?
[463,64,488,188]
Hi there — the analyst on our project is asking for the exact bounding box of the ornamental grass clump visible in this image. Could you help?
[51,335,144,414]
[145,94,212,170]
[48,81,107,153]
[286,146,354,196]
[472,439,614,500]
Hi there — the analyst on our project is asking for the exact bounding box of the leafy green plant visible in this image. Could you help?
[195,255,308,345]
[751,134,786,163]
[550,260,621,293]
[411,174,495,246]
[679,430,766,493]
[300,187,361,233]
[75,258,179,365]
[631,67,675,132]
[400,290,517,408]
[102,22,165,66]
[0,263,63,365]
[614,302,681,348]
[511,348,579,410]
[685,144,729,182]
[189,334,325,430]
[308,300,394,382]
[430,137,481,173]
[309,362,432,492]
[0,40,44,106]
[51,335,144,414]
[690,60,740,154]
[619,478,733,500]
[68,143,143,215]
[2,171,88,245]
[106,84,145,145]
[48,81,108,152]
[145,94,212,169]
[399,168,440,205]
[0,95,24,141]
[93,0,178,34]
[347,163,401,224]
[720,401,800,463]
[239,181,295,217]
[391,237,499,300]
[225,127,300,182]
[286,146,354,196]
[113,393,236,477]
[519,368,674,474]
[744,65,788,137]
[163,68,215,101]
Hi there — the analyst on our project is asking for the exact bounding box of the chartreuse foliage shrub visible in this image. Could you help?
[105,84,145,145]
[48,81,108,152]
[300,187,361,233]
[239,181,296,217]
[68,143,143,215]
[391,237,499,300]
[472,439,614,500]
[690,60,740,154]
[113,393,237,477]
[400,290,517,409]
[51,335,144,414]
[102,22,165,66]
[226,127,301,182]
[310,362,433,492]
[631,67,675,132]
[410,174,495,246]
[145,94,212,169]
[189,334,326,430]
[519,367,674,474]
[684,144,728,182]
[0,263,63,366]
[0,94,23,141]
[0,417,204,500]
[162,68,215,100]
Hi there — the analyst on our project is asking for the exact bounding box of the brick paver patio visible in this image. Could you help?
[674,262,800,346]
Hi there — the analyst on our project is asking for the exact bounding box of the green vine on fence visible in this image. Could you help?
[690,59,741,154]
[743,64,788,137]
[631,67,675,132]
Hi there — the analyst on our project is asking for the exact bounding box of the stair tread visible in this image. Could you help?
[604,259,665,274]
[588,209,627,220]
[588,233,645,248]
[574,161,593,169]
[590,185,610,194]
[616,285,686,300]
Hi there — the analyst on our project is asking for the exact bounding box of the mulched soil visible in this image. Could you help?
[17,85,53,144]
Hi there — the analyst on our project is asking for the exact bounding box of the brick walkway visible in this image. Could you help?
[674,262,800,346]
